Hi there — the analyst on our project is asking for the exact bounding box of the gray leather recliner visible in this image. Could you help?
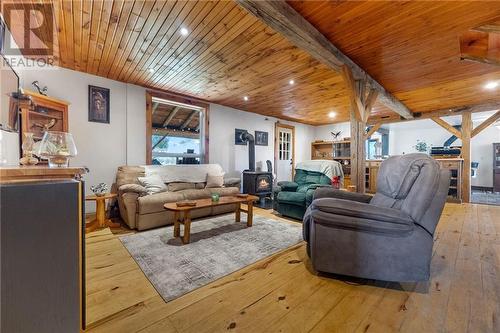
[303,153,451,282]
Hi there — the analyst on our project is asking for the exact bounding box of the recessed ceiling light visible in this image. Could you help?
[328,111,336,118]
[148,68,155,73]
[484,81,499,90]
[289,79,295,85]
[243,96,249,101]
[180,27,189,36]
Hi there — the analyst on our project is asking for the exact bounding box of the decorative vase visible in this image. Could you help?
[211,193,220,203]
[36,131,77,167]
[19,132,39,165]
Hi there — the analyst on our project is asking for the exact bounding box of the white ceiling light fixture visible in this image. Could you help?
[289,79,295,85]
[484,81,499,90]
[328,111,336,118]
[243,96,249,101]
[180,27,189,36]
[148,68,155,73]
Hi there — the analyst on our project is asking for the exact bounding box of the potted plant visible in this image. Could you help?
[414,140,430,154]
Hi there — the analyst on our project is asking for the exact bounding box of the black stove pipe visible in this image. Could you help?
[242,132,255,171]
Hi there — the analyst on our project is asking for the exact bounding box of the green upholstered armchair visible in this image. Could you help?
[273,160,343,220]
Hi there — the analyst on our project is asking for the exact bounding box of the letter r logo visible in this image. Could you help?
[2,2,53,56]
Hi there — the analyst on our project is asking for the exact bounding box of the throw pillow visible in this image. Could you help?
[205,173,224,188]
[137,174,167,194]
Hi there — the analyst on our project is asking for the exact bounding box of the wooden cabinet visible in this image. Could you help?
[0,166,86,332]
[19,90,70,154]
[436,158,463,203]
[362,158,463,202]
[366,160,382,193]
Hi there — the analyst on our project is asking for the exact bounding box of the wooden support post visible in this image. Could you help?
[350,111,366,193]
[461,111,472,203]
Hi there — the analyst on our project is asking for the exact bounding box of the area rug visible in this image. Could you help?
[119,214,302,302]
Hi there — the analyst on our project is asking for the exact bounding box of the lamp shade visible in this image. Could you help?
[37,131,77,167]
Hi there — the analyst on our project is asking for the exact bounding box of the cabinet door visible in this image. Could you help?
[1,180,82,333]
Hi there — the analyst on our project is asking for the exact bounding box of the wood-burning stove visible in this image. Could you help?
[243,171,272,196]
[239,131,273,206]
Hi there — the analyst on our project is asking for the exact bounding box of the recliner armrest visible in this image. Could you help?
[277,181,299,192]
[305,184,332,191]
[310,198,414,235]
[313,187,372,203]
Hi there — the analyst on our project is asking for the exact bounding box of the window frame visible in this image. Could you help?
[146,90,209,165]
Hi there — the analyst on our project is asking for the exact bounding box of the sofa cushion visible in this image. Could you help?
[178,189,212,200]
[277,191,306,206]
[206,173,224,188]
[206,187,239,197]
[167,182,195,192]
[138,174,168,195]
[138,191,185,214]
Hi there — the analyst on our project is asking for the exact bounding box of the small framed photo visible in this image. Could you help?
[88,85,110,123]
[235,128,248,145]
[255,131,268,146]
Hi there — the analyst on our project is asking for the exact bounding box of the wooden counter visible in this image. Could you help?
[364,158,463,202]
[0,165,87,183]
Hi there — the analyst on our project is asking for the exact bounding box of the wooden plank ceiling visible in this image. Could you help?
[5,0,500,125]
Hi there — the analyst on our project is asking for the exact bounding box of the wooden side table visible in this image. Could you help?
[85,193,120,233]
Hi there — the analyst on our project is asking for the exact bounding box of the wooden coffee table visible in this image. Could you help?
[164,195,259,244]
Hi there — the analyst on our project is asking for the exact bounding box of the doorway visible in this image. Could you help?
[275,122,295,182]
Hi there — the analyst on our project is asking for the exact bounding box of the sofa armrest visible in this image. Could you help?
[119,183,147,195]
[310,198,414,235]
[313,187,372,203]
[277,181,299,192]
[305,184,332,191]
[224,177,241,188]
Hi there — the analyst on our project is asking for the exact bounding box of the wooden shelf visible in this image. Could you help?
[28,110,63,120]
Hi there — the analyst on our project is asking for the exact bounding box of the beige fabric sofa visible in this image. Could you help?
[115,164,241,230]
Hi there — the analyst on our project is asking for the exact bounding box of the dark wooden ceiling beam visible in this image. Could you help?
[367,101,500,125]
[236,0,414,119]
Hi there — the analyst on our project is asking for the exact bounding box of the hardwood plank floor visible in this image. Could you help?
[85,203,500,332]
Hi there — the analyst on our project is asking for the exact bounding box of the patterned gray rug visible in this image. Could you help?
[119,214,302,302]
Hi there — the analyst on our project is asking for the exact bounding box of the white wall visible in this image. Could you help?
[20,67,146,210]
[314,122,351,141]
[209,104,315,175]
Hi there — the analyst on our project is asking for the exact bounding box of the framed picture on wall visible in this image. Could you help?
[88,85,110,123]
[235,128,248,145]
[255,131,268,146]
